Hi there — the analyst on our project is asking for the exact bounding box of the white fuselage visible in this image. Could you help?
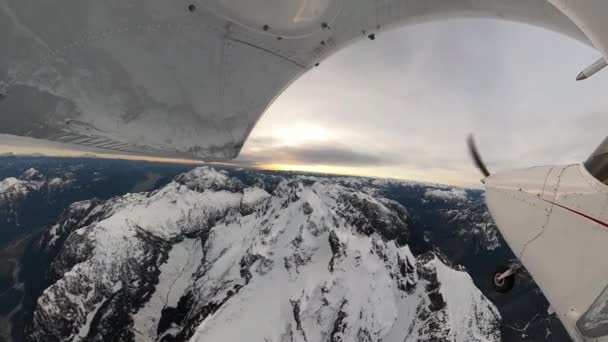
[485,164,608,342]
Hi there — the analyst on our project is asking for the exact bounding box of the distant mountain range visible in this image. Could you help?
[0,158,570,341]
[0,156,195,342]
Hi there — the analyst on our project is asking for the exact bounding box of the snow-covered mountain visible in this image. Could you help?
[326,176,501,255]
[27,167,501,342]
[0,168,73,224]
[323,176,566,341]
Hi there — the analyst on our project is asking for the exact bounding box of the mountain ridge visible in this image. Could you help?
[26,166,501,342]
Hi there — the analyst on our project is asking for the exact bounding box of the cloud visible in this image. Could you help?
[241,18,608,185]
[238,140,400,167]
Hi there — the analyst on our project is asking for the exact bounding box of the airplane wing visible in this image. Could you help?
[0,0,592,160]
[549,0,608,61]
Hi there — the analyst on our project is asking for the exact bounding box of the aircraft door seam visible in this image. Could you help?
[541,166,555,198]
[519,165,571,260]
[227,37,307,69]
[579,164,608,229]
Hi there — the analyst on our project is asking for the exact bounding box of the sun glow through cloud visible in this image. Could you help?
[273,124,332,146]
[236,19,608,187]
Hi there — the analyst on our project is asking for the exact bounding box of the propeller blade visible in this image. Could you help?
[467,135,490,178]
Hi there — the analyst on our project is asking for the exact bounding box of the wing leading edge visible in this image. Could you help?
[0,0,590,160]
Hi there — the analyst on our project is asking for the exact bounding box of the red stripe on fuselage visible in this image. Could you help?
[536,197,608,229]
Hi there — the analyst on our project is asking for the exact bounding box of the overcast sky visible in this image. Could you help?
[237,18,608,187]
[2,18,607,187]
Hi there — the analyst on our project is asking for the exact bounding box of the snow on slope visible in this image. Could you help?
[132,237,204,341]
[28,167,501,342]
[0,168,71,200]
[425,188,469,202]
[0,177,35,200]
[0,168,73,220]
[0,177,25,193]
[432,257,501,341]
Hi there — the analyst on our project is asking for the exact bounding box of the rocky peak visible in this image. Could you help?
[0,169,72,214]
[26,167,501,342]
[174,166,244,192]
[19,168,45,182]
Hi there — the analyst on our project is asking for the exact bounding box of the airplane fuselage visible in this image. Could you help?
[485,164,608,342]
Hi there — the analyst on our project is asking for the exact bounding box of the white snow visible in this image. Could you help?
[432,257,501,342]
[241,187,270,207]
[0,177,24,193]
[133,238,204,342]
[0,169,69,205]
[0,175,43,203]
[34,167,501,342]
[93,182,242,241]
[425,188,469,201]
[186,173,497,342]
[48,177,64,186]
[176,166,232,190]
[21,168,41,180]
[76,300,105,339]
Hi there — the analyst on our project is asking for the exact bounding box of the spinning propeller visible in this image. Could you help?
[467,135,490,178]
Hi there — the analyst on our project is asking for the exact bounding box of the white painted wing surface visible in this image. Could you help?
[0,0,588,159]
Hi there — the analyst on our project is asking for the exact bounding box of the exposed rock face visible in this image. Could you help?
[26,167,501,342]
[328,177,500,255]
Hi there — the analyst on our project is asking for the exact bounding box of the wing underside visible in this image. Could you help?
[0,0,590,160]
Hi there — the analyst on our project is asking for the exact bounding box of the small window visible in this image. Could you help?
[584,137,608,185]
[577,284,608,338]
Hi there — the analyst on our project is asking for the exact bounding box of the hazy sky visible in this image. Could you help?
[237,18,608,186]
[2,18,608,187]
